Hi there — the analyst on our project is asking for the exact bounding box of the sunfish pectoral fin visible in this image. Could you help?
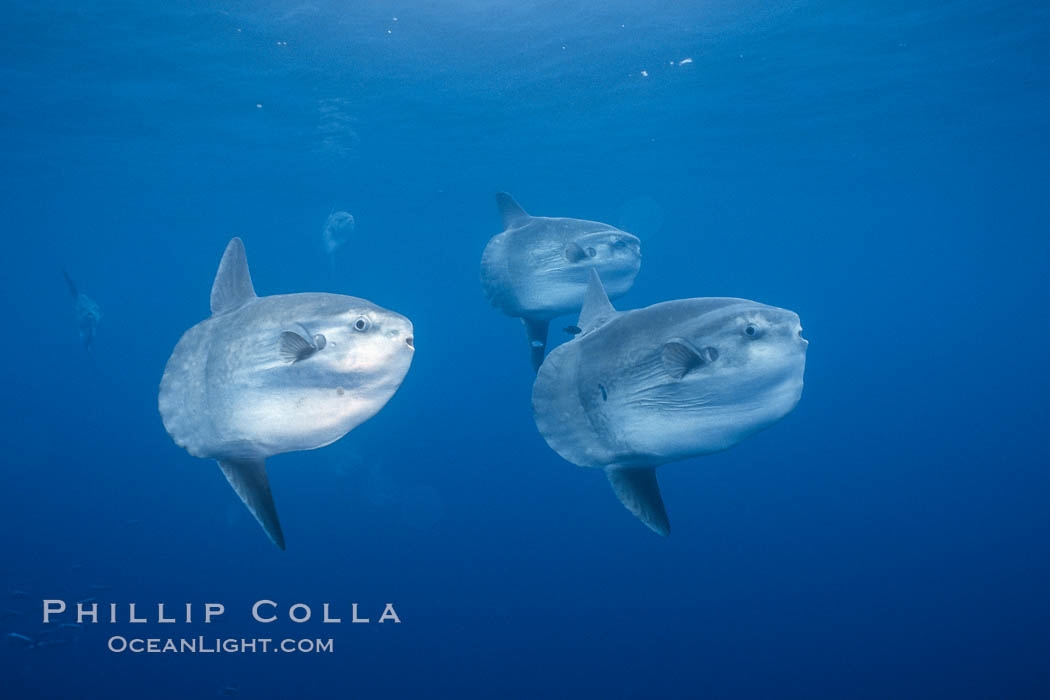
[661,340,718,379]
[578,268,616,333]
[279,331,317,363]
[564,242,588,263]
[210,238,257,316]
[217,458,286,550]
[605,465,670,536]
[523,318,549,372]
[495,192,530,229]
[662,339,702,379]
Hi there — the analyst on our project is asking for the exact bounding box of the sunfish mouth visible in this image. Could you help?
[405,336,414,348]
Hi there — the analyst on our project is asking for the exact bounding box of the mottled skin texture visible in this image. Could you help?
[534,298,807,467]
[160,293,413,461]
[481,216,641,321]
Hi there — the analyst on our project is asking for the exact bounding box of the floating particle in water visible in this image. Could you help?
[679,57,693,66]
[322,211,355,254]
[255,103,262,109]
[640,70,648,77]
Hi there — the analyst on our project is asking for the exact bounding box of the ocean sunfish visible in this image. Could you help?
[62,269,101,349]
[159,238,415,549]
[480,193,641,371]
[532,270,807,535]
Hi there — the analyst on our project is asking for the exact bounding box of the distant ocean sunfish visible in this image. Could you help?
[532,270,807,535]
[62,269,101,350]
[159,238,415,549]
[480,193,641,371]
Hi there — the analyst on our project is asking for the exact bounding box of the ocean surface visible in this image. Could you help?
[1,1,1048,697]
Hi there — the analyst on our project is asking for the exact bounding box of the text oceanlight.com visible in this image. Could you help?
[39,599,401,654]
[108,637,334,654]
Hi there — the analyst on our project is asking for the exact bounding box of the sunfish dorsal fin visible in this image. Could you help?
[496,192,530,229]
[606,466,670,536]
[217,458,286,550]
[210,238,257,315]
[578,268,616,333]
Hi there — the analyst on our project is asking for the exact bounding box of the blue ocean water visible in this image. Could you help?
[1,0,1048,697]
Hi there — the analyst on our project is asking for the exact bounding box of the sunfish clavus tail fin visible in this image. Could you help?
[217,458,286,550]
[605,466,670,536]
[523,318,549,372]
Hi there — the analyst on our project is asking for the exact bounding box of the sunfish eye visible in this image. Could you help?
[586,246,596,257]
[745,325,757,337]
[353,317,370,332]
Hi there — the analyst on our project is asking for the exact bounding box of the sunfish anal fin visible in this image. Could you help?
[578,268,616,334]
[210,238,257,316]
[523,318,549,373]
[605,465,670,536]
[496,192,530,229]
[217,458,286,550]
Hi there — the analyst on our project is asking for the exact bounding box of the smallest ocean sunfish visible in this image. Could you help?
[480,192,641,371]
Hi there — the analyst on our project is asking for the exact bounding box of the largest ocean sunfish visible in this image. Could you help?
[532,270,807,535]
[480,193,641,371]
[159,238,415,549]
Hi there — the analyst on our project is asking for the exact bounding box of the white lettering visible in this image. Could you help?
[289,604,311,623]
[205,603,225,623]
[77,603,98,624]
[42,599,66,623]
[379,604,400,623]
[252,600,277,623]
